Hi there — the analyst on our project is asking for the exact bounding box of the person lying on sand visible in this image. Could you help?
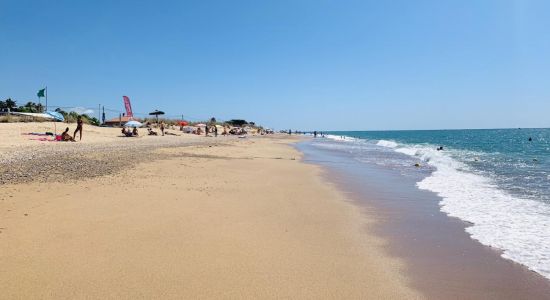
[61,127,76,142]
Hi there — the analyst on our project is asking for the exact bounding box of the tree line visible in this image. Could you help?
[1,98,99,125]
[0,98,44,113]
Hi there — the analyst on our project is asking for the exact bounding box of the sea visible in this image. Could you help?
[306,128,550,280]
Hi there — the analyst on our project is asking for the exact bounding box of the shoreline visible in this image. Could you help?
[0,129,420,298]
[297,140,550,299]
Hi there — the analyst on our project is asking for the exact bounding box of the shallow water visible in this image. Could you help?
[309,128,550,280]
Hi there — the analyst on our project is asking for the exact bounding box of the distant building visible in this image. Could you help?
[104,116,140,127]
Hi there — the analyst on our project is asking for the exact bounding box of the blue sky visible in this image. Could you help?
[1,0,549,130]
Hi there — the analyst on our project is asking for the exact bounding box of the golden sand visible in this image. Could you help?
[0,124,420,299]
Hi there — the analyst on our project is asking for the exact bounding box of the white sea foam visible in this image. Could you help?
[325,134,358,142]
[376,140,398,148]
[321,135,550,279]
[386,142,550,279]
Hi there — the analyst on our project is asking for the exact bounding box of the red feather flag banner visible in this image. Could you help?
[123,96,133,118]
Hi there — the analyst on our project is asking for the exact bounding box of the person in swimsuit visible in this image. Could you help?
[73,116,83,141]
[61,127,75,142]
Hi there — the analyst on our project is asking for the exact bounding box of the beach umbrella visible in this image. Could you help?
[45,111,65,122]
[149,110,165,124]
[45,111,64,135]
[124,120,143,128]
[195,123,206,127]
[179,121,188,126]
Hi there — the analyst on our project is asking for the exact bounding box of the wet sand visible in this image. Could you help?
[298,141,550,299]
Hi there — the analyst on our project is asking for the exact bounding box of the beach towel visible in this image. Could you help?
[22,132,54,136]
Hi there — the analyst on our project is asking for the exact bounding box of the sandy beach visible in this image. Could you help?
[0,123,419,299]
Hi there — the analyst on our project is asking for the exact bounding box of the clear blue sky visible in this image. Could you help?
[1,0,549,130]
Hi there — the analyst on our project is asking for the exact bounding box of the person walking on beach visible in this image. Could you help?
[160,122,165,136]
[205,125,209,136]
[214,125,218,137]
[73,116,83,141]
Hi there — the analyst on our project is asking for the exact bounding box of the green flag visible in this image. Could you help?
[37,88,46,98]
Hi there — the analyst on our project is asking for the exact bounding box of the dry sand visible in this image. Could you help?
[0,123,421,299]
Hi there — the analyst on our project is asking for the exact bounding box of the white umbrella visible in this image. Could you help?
[124,120,143,128]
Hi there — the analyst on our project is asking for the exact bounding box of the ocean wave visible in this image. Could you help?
[393,143,550,279]
[376,140,398,148]
[325,134,358,142]
[314,133,550,279]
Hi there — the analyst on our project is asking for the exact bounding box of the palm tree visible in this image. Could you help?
[5,98,16,109]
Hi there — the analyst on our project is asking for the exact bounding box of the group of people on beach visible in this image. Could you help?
[53,117,268,142]
[121,126,139,137]
[121,122,184,137]
[58,116,83,142]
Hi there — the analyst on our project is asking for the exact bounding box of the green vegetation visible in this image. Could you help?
[226,119,248,127]
[54,108,100,125]
[1,99,44,113]
[0,99,99,125]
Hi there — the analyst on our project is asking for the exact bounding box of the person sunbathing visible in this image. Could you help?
[61,127,76,142]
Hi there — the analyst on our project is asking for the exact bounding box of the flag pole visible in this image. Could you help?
[45,86,48,112]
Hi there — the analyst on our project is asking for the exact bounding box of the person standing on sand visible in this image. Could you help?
[214,125,218,137]
[160,122,165,136]
[205,125,209,137]
[73,116,83,141]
